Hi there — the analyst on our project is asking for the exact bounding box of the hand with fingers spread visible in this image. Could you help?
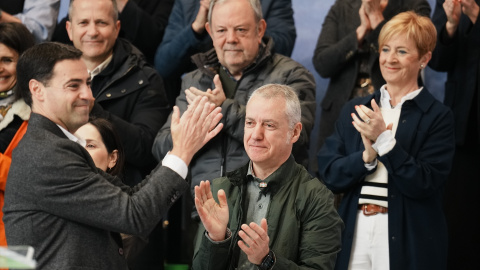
[170,96,223,165]
[194,180,229,241]
[185,75,226,107]
[237,218,270,265]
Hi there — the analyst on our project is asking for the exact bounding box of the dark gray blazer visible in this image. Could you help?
[3,113,188,269]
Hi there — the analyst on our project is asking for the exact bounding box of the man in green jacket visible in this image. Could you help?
[193,84,343,270]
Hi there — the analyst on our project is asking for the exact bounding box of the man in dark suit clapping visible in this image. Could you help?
[3,42,223,269]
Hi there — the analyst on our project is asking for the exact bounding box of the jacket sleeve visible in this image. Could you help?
[192,232,232,270]
[262,0,296,57]
[14,0,60,42]
[15,139,188,237]
[91,68,170,168]
[152,113,174,163]
[119,0,174,63]
[429,2,456,71]
[317,101,373,193]
[154,0,207,78]
[312,2,360,79]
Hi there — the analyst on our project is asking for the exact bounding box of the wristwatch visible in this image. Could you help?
[256,250,276,270]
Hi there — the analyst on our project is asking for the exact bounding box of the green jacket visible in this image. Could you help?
[192,156,343,269]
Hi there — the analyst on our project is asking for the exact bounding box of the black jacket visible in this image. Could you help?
[90,38,170,185]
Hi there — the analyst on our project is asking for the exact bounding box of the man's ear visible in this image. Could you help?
[114,20,121,39]
[290,122,302,144]
[257,19,266,43]
[206,22,212,38]
[29,79,45,102]
[66,20,73,42]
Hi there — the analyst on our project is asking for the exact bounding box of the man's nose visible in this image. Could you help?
[251,124,264,140]
[226,30,238,43]
[86,23,98,36]
[80,85,94,101]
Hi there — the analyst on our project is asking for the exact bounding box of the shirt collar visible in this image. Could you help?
[242,155,296,196]
[379,85,423,109]
[57,124,86,147]
[88,54,113,79]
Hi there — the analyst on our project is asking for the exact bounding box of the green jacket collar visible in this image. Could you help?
[226,155,296,197]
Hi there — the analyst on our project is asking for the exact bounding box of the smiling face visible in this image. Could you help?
[33,59,94,133]
[0,43,19,93]
[66,0,120,69]
[206,0,265,79]
[379,34,429,89]
[75,123,118,171]
[244,95,301,176]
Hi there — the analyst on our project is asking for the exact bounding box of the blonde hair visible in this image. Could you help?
[378,11,436,57]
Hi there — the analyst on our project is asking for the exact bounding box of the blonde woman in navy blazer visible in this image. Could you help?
[318,12,455,270]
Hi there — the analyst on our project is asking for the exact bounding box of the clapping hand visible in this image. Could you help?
[237,219,270,265]
[170,96,223,165]
[195,180,229,241]
[351,99,392,163]
[185,75,226,107]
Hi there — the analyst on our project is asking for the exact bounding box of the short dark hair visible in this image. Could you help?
[88,118,125,177]
[16,42,83,106]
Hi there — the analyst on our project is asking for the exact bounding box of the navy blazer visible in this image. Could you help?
[4,113,188,269]
[318,88,455,270]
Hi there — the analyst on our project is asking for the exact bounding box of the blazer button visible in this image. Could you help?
[138,79,144,85]
[121,89,127,93]
[106,93,112,98]
[119,248,124,256]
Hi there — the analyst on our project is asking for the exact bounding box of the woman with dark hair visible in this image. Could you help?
[76,118,145,269]
[0,22,35,247]
[75,118,125,177]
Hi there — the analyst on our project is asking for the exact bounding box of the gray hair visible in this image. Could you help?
[68,0,119,22]
[248,84,301,129]
[208,0,263,25]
